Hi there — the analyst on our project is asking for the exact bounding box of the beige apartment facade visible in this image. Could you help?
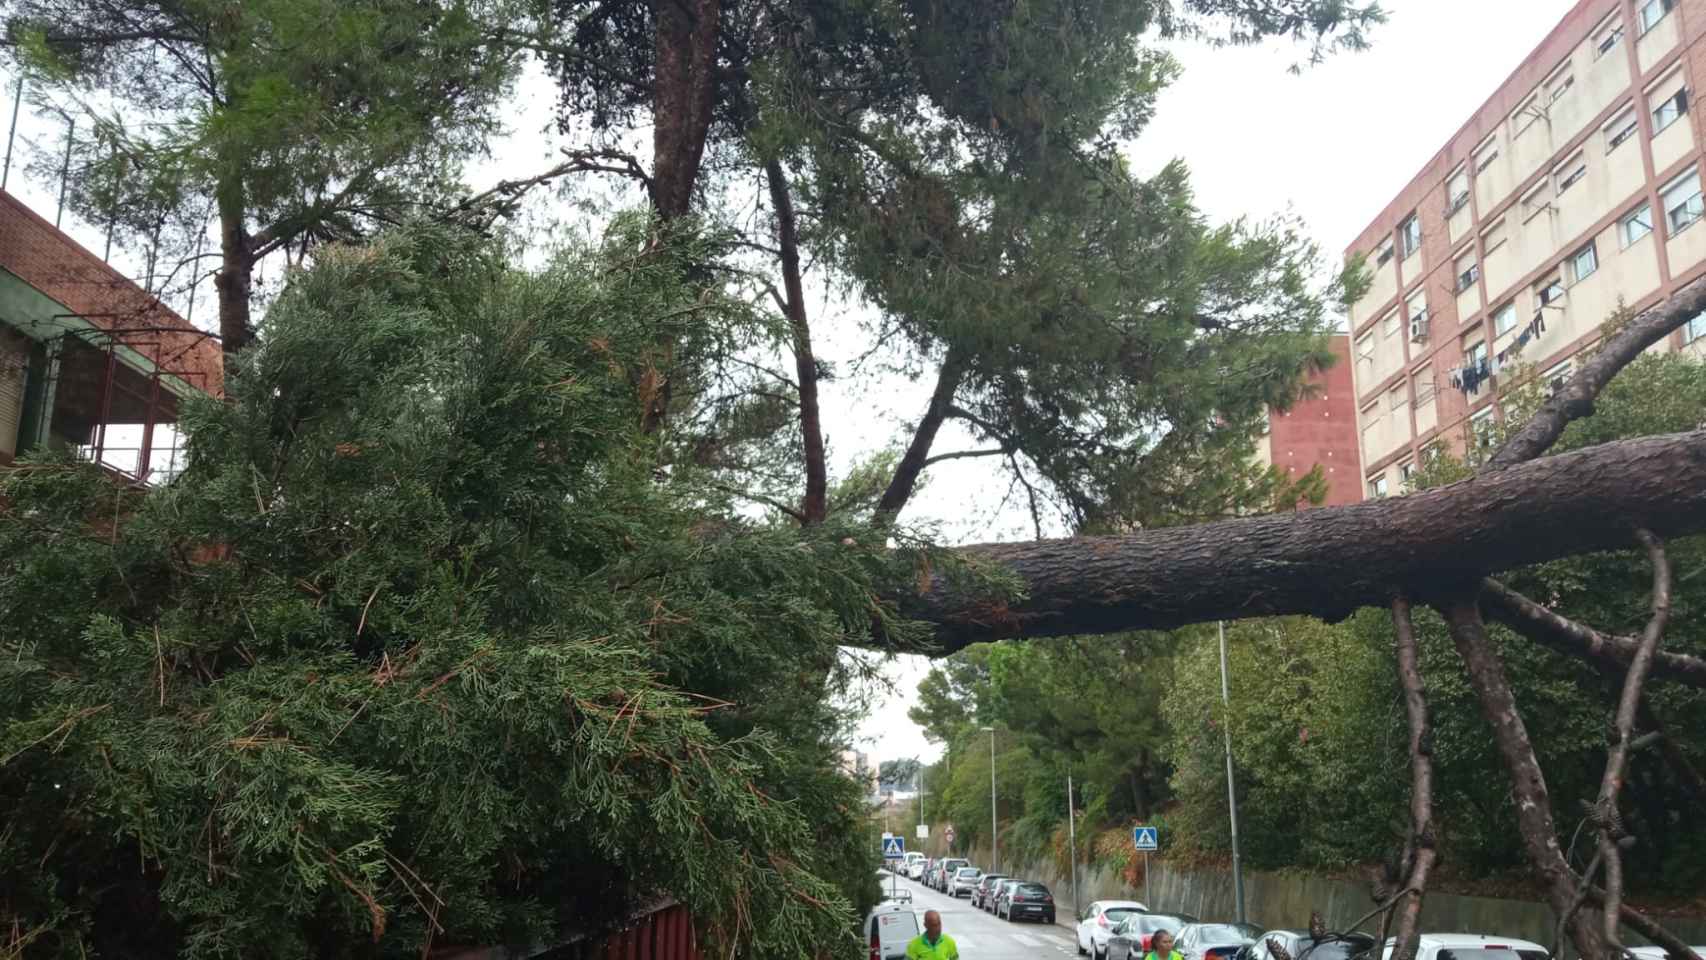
[1345,0,1706,498]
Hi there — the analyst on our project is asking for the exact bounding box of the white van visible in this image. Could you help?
[1379,934,1550,960]
[865,902,920,960]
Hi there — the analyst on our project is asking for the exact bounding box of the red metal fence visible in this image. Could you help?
[435,902,701,960]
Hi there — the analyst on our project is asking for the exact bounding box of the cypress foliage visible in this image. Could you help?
[0,220,926,958]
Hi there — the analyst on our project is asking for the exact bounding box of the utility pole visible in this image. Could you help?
[982,726,998,872]
[1066,769,1079,919]
[1219,620,1247,923]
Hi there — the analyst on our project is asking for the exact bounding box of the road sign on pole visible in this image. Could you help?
[1132,826,1159,851]
[882,836,906,859]
[945,826,956,846]
[1133,825,1158,908]
[915,824,929,841]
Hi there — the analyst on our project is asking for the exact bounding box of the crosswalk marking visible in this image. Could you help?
[1013,932,1045,948]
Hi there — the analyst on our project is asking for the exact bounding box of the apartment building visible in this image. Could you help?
[1255,332,1364,506]
[1345,0,1706,498]
[0,189,221,482]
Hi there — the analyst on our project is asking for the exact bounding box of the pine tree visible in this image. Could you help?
[0,221,924,958]
[2,0,521,356]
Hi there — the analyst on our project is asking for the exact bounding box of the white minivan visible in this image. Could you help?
[865,902,920,960]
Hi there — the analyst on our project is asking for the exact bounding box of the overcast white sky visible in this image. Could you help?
[2,0,1579,769]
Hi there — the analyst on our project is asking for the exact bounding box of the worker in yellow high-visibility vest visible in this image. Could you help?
[906,910,959,959]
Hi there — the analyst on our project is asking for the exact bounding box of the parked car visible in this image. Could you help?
[1240,930,1375,960]
[933,857,968,890]
[1077,900,1149,959]
[997,880,1056,924]
[1107,913,1200,960]
[949,866,983,898]
[865,902,921,960]
[1376,934,1550,960]
[1629,948,1706,960]
[970,873,1009,910]
[988,879,1022,914]
[1176,922,1264,960]
[905,855,927,881]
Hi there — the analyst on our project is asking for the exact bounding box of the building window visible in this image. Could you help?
[1535,275,1566,307]
[1548,74,1575,105]
[1368,475,1389,499]
[1662,169,1704,234]
[1455,252,1480,293]
[1471,408,1497,449]
[1483,218,1508,254]
[1474,140,1500,173]
[1355,332,1375,373]
[1399,214,1422,259]
[1414,377,1437,406]
[1514,94,1542,136]
[1595,21,1625,59]
[1447,168,1471,215]
[1570,242,1598,283]
[1466,338,1489,369]
[1492,302,1517,336]
[1521,181,1551,222]
[1383,310,1402,338]
[1405,290,1427,330]
[1375,236,1394,267]
[1686,310,1706,344]
[1544,359,1574,395]
[1638,0,1676,34]
[1398,461,1415,485]
[1653,87,1688,134]
[1556,160,1587,195]
[1621,203,1654,247]
[1606,109,1639,152]
[1388,385,1406,411]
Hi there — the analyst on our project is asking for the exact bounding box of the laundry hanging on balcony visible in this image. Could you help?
[1492,311,1548,374]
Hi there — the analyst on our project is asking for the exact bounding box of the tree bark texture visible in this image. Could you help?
[213,180,254,359]
[640,0,720,436]
[1486,272,1706,470]
[763,158,827,524]
[1480,579,1706,689]
[901,429,1706,653]
[649,0,719,219]
[876,350,967,519]
[1389,598,1436,960]
[1441,602,1607,959]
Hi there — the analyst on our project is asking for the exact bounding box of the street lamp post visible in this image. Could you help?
[1218,620,1247,923]
[989,729,999,873]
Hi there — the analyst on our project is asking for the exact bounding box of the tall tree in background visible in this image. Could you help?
[1,0,520,357]
[533,0,1384,526]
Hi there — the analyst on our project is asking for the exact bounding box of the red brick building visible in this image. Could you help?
[1257,332,1364,507]
[1344,0,1706,498]
[0,189,221,481]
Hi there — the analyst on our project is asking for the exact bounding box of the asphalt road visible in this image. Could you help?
[876,871,1081,959]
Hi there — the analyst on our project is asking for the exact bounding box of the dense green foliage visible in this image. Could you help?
[2,0,520,347]
[541,0,1382,530]
[0,223,926,958]
[912,353,1706,892]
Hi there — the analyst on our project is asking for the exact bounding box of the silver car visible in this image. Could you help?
[948,866,983,897]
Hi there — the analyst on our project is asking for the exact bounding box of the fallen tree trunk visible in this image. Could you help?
[904,428,1706,653]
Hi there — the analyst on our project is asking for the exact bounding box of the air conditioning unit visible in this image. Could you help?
[1409,315,1429,342]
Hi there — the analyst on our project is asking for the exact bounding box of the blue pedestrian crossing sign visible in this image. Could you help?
[1133,826,1159,851]
[882,836,906,859]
